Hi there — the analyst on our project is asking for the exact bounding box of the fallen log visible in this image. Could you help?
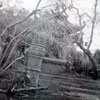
[42,57,67,65]
[26,53,67,65]
[11,86,48,93]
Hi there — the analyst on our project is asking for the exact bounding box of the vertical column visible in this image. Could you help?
[27,32,46,87]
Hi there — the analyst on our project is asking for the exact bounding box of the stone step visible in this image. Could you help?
[39,73,100,87]
[38,73,100,94]
[36,90,88,100]
[41,64,100,83]
[47,80,100,96]
[60,91,100,100]
[41,69,95,82]
[60,85,100,96]
[60,81,100,91]
[41,63,100,99]
[37,89,99,100]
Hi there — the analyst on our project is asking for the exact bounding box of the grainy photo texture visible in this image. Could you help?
[0,0,100,100]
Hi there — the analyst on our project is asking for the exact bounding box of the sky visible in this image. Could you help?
[21,0,48,11]
[21,0,95,13]
[72,0,100,52]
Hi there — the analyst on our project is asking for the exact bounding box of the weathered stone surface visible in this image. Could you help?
[27,55,42,71]
[37,62,100,100]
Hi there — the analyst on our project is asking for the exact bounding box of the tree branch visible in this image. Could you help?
[35,0,42,10]
[2,30,30,69]
[0,28,30,66]
[0,44,30,75]
[0,0,42,37]
[87,0,98,49]
[0,56,24,76]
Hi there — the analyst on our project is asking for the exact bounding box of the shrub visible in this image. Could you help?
[94,49,100,65]
[65,50,83,73]
[65,50,92,75]
[72,52,83,74]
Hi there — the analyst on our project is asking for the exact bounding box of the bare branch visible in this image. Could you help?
[2,30,30,69]
[41,4,56,9]
[0,56,24,75]
[87,0,98,49]
[68,5,92,27]
[70,0,73,6]
[0,28,29,65]
[81,13,92,21]
[36,0,42,10]
[69,6,82,26]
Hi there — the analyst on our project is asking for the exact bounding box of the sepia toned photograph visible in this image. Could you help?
[0,0,100,100]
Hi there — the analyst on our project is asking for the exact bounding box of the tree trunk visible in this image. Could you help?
[77,42,98,79]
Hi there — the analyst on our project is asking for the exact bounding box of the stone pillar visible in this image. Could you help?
[27,32,46,87]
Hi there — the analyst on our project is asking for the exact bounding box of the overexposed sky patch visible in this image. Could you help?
[21,0,47,11]
[73,0,95,14]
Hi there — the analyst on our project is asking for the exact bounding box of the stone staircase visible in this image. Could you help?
[38,62,100,100]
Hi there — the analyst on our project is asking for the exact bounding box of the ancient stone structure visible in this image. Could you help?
[15,32,47,87]
[27,32,46,87]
